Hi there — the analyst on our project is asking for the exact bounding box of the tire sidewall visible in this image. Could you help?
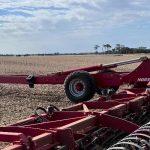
[64,71,95,103]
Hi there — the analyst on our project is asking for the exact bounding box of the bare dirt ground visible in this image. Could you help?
[0,54,149,126]
[0,53,149,149]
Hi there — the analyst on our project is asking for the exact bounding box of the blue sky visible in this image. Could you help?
[0,0,150,54]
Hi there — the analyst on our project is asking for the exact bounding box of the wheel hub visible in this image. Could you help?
[69,79,85,97]
[75,83,84,91]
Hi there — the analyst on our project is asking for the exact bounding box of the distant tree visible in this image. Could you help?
[103,44,106,49]
[115,44,125,53]
[103,44,111,53]
[106,44,111,51]
[54,52,60,55]
[94,45,100,50]
[138,47,147,50]
[94,45,100,54]
[115,44,121,52]
[112,48,116,54]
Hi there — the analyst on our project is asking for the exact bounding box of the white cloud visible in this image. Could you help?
[0,0,110,36]
[0,0,150,53]
[130,0,149,6]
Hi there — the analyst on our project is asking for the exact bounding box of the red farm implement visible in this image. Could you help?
[1,88,150,149]
[0,56,150,102]
[1,56,150,149]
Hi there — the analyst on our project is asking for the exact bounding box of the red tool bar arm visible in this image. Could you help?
[56,65,103,75]
[98,114,139,133]
[0,132,26,142]
[0,74,66,85]
[60,57,149,75]
[103,56,148,68]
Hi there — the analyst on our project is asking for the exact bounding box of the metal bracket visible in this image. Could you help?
[26,75,35,88]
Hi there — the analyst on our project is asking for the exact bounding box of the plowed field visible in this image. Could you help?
[0,54,148,126]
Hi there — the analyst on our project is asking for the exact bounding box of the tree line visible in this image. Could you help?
[0,44,150,56]
[94,44,150,54]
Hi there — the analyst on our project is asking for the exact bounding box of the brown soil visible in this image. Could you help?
[0,54,148,125]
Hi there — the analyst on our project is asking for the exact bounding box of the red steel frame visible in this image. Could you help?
[0,57,150,88]
[0,88,150,150]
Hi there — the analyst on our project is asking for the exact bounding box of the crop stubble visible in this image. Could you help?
[0,54,148,126]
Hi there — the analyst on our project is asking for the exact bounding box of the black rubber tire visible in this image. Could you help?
[64,71,96,103]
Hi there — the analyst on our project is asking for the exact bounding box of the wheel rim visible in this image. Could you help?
[69,79,85,97]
